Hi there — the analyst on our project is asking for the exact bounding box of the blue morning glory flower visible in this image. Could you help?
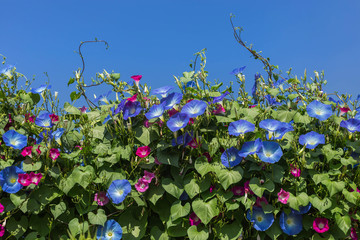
[181,100,207,118]
[212,91,230,104]
[221,147,242,168]
[279,211,303,235]
[273,78,286,88]
[167,113,190,132]
[257,141,283,163]
[152,86,173,98]
[246,207,274,231]
[0,165,25,193]
[106,179,131,204]
[292,203,312,214]
[50,128,64,145]
[238,138,263,157]
[299,131,325,149]
[306,100,332,121]
[97,219,123,240]
[264,95,282,106]
[145,102,166,120]
[230,66,246,75]
[183,81,196,90]
[160,92,183,110]
[0,65,15,74]
[265,122,294,140]
[113,99,127,115]
[228,120,255,136]
[259,119,285,139]
[35,112,52,128]
[123,101,142,120]
[340,119,360,132]
[94,91,112,104]
[172,132,193,146]
[30,84,51,94]
[2,130,28,150]
[179,191,189,201]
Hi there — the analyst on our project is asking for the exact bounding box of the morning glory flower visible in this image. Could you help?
[299,131,325,149]
[306,100,333,121]
[313,218,329,233]
[2,130,27,150]
[266,122,294,140]
[123,101,142,120]
[238,138,263,157]
[273,78,286,88]
[340,119,360,132]
[113,99,127,115]
[30,84,51,94]
[259,119,288,139]
[145,102,166,120]
[160,92,183,110]
[94,91,112,104]
[181,100,207,118]
[279,211,303,235]
[264,95,282,106]
[230,66,246,75]
[0,165,26,193]
[228,119,255,136]
[106,179,131,204]
[184,81,196,89]
[292,203,311,214]
[257,141,283,163]
[152,86,173,98]
[97,219,123,240]
[167,113,190,132]
[221,147,242,168]
[172,132,193,146]
[50,128,64,145]
[35,112,52,128]
[212,91,230,104]
[246,207,274,231]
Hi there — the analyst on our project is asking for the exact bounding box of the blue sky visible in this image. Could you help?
[1,1,360,107]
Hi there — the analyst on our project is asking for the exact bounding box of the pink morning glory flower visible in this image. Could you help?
[49,113,59,123]
[142,171,155,183]
[79,106,87,113]
[212,104,226,115]
[127,93,138,102]
[28,172,42,185]
[136,146,151,158]
[21,146,33,158]
[290,164,301,177]
[313,218,329,233]
[277,188,290,204]
[202,152,212,162]
[231,186,245,196]
[154,157,161,165]
[255,197,269,207]
[244,181,253,195]
[131,75,142,87]
[49,148,60,160]
[350,227,358,240]
[189,212,201,226]
[94,191,109,206]
[135,178,149,192]
[18,173,32,186]
[0,225,4,237]
[36,145,42,155]
[0,203,4,213]
[209,185,215,193]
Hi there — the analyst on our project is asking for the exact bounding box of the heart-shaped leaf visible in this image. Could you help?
[192,198,220,225]
[187,225,209,240]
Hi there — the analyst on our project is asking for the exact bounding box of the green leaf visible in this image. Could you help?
[88,209,107,226]
[146,185,165,205]
[184,173,210,199]
[135,126,158,145]
[293,112,311,124]
[267,88,279,97]
[64,102,81,115]
[50,201,67,219]
[192,198,220,225]
[170,200,190,221]
[93,125,106,139]
[342,189,360,204]
[162,178,183,199]
[187,225,209,240]
[323,180,345,197]
[118,206,148,240]
[150,226,169,240]
[214,165,243,190]
[216,220,243,240]
[22,161,42,171]
[195,156,213,177]
[335,213,351,234]
[157,148,180,167]
[7,215,28,239]
[68,77,75,86]
[288,192,309,211]
[310,196,332,213]
[249,177,275,197]
[68,218,89,237]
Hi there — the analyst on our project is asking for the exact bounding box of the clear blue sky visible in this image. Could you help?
[1,1,360,107]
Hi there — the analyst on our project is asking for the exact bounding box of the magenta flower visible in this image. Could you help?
[135,178,149,192]
[313,218,329,233]
[18,173,32,186]
[142,171,155,183]
[231,186,245,196]
[168,109,178,117]
[0,225,4,237]
[28,172,42,185]
[349,187,360,193]
[49,148,60,160]
[188,138,200,149]
[21,146,33,157]
[277,188,290,204]
[0,203,4,213]
[136,146,151,158]
[350,227,358,240]
[154,157,162,165]
[290,164,301,177]
[131,75,142,87]
[212,104,225,115]
[36,145,42,155]
[202,152,212,162]
[244,181,254,195]
[189,212,202,226]
[94,191,110,206]
[49,113,59,123]
[79,106,87,113]
[209,185,215,193]
[255,197,269,207]
[75,145,83,150]
[127,93,138,102]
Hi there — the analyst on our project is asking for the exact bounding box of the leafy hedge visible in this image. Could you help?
[0,47,359,240]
